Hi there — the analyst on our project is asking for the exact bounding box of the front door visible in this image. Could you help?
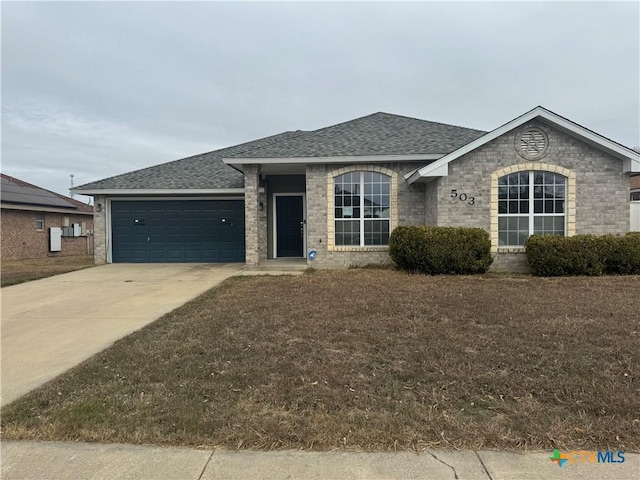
[276,195,304,257]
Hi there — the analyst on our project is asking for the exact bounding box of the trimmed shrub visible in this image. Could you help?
[525,235,606,276]
[389,226,492,274]
[605,233,640,274]
[525,233,640,276]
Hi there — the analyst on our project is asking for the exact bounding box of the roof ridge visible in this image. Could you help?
[178,130,306,161]
[300,111,487,136]
[225,111,489,159]
[225,130,308,156]
[372,111,488,133]
[305,112,386,133]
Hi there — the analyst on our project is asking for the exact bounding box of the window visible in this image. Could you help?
[498,171,566,246]
[334,172,390,246]
[35,213,45,231]
[631,191,640,201]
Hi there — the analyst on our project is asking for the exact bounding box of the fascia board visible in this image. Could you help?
[1,203,93,215]
[409,108,543,183]
[71,188,245,195]
[223,154,444,165]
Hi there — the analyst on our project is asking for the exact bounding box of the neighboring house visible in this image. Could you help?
[631,174,640,201]
[631,174,640,232]
[74,106,640,271]
[1,174,94,260]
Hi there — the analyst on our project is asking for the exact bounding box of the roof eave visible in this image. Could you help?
[405,163,450,183]
[1,203,93,215]
[223,153,445,172]
[71,188,245,196]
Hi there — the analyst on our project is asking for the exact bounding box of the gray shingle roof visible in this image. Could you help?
[1,174,93,212]
[75,112,487,191]
[226,112,487,158]
[75,131,305,191]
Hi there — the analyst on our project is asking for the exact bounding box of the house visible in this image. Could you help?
[1,174,94,260]
[73,106,640,271]
[631,175,640,232]
[631,174,640,201]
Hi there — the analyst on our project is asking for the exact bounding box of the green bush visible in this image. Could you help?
[389,226,492,274]
[605,233,640,274]
[525,233,640,276]
[525,235,605,276]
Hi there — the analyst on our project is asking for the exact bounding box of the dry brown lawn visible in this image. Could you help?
[1,255,94,287]
[1,270,639,452]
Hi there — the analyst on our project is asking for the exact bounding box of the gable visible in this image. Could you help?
[406,106,640,184]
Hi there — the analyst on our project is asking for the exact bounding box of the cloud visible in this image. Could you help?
[1,1,638,197]
[2,98,217,197]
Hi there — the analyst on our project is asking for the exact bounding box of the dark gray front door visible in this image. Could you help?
[276,195,304,257]
[111,200,245,263]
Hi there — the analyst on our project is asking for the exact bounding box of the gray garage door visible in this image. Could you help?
[111,200,245,263]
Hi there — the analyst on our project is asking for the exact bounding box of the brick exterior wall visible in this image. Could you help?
[1,208,94,260]
[431,120,630,271]
[305,162,425,268]
[424,181,438,225]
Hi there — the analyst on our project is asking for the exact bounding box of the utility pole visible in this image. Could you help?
[70,174,74,198]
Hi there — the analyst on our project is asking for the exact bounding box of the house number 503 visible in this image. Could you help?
[450,189,475,205]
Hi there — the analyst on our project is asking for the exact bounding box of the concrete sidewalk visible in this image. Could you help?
[0,263,241,406]
[1,441,638,480]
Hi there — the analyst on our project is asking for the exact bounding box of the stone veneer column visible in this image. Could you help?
[244,165,260,266]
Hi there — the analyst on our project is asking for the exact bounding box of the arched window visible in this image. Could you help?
[334,171,391,246]
[498,171,566,246]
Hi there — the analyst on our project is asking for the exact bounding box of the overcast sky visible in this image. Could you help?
[2,1,639,203]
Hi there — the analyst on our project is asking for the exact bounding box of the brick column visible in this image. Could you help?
[258,187,268,262]
[244,165,260,266]
[93,195,107,264]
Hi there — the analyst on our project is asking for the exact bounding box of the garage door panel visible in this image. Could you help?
[131,204,149,214]
[112,200,245,263]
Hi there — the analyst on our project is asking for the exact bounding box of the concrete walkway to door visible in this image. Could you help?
[0,263,242,407]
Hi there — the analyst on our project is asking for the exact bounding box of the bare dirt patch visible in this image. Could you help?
[2,270,638,452]
[1,255,95,287]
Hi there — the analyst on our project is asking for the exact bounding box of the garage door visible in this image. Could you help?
[111,200,245,263]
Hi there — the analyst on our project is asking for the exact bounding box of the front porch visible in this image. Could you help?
[244,168,309,266]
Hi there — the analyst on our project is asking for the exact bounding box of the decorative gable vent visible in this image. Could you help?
[516,127,549,160]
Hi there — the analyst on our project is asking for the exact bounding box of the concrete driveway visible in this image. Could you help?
[0,263,241,406]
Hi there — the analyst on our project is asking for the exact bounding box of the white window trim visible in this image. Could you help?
[327,166,398,252]
[490,163,576,253]
[497,171,567,248]
[334,175,391,247]
[272,192,306,259]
